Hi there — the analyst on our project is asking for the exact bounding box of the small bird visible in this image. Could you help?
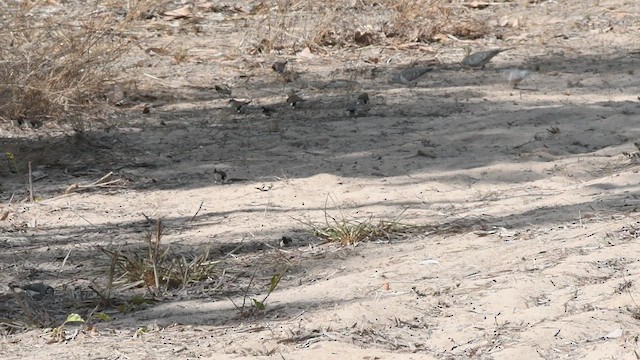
[347,101,370,117]
[271,60,288,74]
[262,106,277,116]
[346,102,358,116]
[286,94,306,108]
[502,69,531,88]
[13,283,55,300]
[357,92,369,105]
[279,236,292,247]
[229,99,250,113]
[462,48,514,69]
[213,168,227,183]
[397,67,433,86]
[215,84,232,96]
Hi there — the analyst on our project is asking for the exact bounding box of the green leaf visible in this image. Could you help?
[93,313,111,321]
[64,313,85,324]
[252,299,265,310]
[268,274,281,293]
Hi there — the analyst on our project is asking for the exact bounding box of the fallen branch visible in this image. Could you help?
[64,172,127,194]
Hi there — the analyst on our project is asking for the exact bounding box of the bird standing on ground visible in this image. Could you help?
[262,106,277,116]
[272,60,288,74]
[502,69,531,88]
[346,102,358,116]
[10,283,54,300]
[347,99,370,117]
[287,94,306,108]
[397,67,433,86]
[462,48,514,69]
[213,168,227,183]
[215,84,232,96]
[357,92,369,105]
[229,99,251,113]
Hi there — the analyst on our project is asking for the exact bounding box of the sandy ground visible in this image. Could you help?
[2,0,640,358]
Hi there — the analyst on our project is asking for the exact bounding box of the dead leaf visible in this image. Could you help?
[298,47,314,58]
[604,328,623,339]
[364,56,379,64]
[145,47,171,56]
[463,1,490,9]
[162,5,193,20]
[432,33,450,43]
[65,183,80,194]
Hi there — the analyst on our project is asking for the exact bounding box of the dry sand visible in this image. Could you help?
[2,0,640,358]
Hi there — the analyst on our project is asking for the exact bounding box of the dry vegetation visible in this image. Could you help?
[0,0,484,127]
[0,1,148,126]
[2,0,640,358]
[0,0,472,330]
[246,0,487,53]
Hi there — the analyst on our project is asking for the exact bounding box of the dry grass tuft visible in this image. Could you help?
[99,220,220,298]
[246,0,487,54]
[314,216,411,245]
[0,1,150,125]
[308,201,412,245]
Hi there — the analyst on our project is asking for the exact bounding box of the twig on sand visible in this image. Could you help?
[188,201,204,222]
[64,172,127,194]
[28,161,34,202]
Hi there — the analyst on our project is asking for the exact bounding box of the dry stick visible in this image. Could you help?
[188,201,204,222]
[227,268,258,313]
[213,268,226,291]
[242,268,258,309]
[90,171,113,186]
[69,208,97,228]
[115,280,145,292]
[64,172,123,194]
[623,274,639,308]
[28,161,34,202]
[88,285,111,307]
[104,244,121,307]
[152,220,162,293]
[513,139,535,149]
[59,249,71,272]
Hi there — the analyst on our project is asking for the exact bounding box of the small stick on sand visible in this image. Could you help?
[64,172,126,194]
[28,161,34,202]
[188,201,204,222]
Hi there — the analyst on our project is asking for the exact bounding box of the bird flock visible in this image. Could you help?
[219,47,531,117]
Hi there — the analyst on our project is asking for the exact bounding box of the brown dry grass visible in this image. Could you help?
[0,0,486,125]
[0,0,154,126]
[247,0,487,53]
